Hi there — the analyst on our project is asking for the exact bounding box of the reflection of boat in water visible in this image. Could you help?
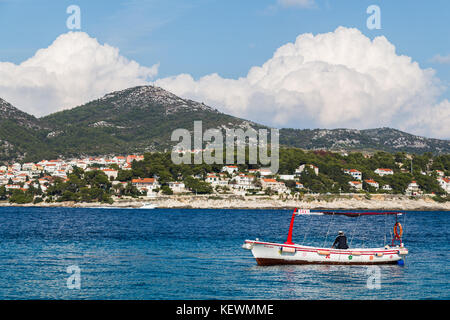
[243,208,408,266]
[139,203,158,209]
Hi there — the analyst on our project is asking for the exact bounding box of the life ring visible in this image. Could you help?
[393,222,403,239]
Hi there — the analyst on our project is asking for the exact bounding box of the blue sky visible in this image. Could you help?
[0,0,449,138]
[0,0,448,85]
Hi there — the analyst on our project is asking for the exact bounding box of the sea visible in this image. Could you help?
[0,207,448,300]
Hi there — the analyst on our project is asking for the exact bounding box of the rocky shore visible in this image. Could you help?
[1,194,449,211]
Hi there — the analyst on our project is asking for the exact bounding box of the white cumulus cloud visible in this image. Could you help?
[0,32,158,116]
[155,27,449,139]
[0,27,448,139]
[430,54,450,65]
[277,0,316,8]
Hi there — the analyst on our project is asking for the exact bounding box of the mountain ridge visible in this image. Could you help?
[0,85,448,162]
[279,127,449,154]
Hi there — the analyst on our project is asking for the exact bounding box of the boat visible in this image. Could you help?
[139,203,158,209]
[242,208,408,266]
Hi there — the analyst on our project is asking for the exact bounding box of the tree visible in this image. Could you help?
[0,185,7,200]
[161,185,173,195]
[184,176,213,194]
[9,189,33,204]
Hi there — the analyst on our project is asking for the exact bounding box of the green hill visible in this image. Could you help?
[0,85,449,163]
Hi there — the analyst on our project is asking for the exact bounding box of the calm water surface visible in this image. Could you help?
[0,207,448,299]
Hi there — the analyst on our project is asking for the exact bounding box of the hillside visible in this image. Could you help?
[0,98,55,162]
[40,86,261,158]
[0,85,449,162]
[280,128,450,154]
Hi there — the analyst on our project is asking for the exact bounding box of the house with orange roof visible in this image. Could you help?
[344,169,362,180]
[230,174,255,190]
[437,177,450,193]
[102,168,118,180]
[121,163,132,170]
[348,181,362,191]
[114,156,126,163]
[131,178,159,191]
[131,178,160,196]
[22,163,36,172]
[126,155,144,164]
[435,170,444,177]
[205,174,219,184]
[364,179,379,189]
[260,178,287,193]
[221,165,239,175]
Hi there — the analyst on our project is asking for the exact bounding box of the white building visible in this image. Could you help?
[344,169,362,180]
[221,166,239,175]
[279,174,295,181]
[375,168,394,176]
[205,174,220,185]
[5,185,20,191]
[22,163,36,171]
[435,170,445,177]
[261,178,287,193]
[364,179,379,189]
[247,168,272,176]
[296,164,319,176]
[233,174,254,189]
[102,169,118,180]
[405,181,422,196]
[259,168,273,177]
[131,178,160,194]
[348,181,363,191]
[168,181,186,193]
[437,177,450,193]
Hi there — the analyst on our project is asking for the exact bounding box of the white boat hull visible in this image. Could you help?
[139,204,158,209]
[243,240,408,266]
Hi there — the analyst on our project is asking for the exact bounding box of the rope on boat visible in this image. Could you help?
[302,212,313,245]
[323,212,335,248]
[402,212,407,242]
[349,214,360,248]
[360,234,366,248]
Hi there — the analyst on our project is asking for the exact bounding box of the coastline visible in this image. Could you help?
[1,194,449,211]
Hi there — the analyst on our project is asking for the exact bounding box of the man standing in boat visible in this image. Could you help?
[332,231,349,249]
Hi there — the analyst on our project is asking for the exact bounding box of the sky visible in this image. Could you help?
[0,0,449,138]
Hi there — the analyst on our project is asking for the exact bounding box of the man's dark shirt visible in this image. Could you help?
[332,235,349,249]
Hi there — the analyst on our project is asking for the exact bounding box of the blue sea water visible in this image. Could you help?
[0,207,448,300]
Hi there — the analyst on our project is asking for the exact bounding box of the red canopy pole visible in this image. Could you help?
[285,208,298,245]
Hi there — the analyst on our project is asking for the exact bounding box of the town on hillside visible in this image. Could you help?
[0,150,449,204]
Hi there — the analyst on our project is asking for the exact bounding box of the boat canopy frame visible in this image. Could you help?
[284,208,406,248]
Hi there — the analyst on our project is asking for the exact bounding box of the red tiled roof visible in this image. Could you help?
[132,178,155,184]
